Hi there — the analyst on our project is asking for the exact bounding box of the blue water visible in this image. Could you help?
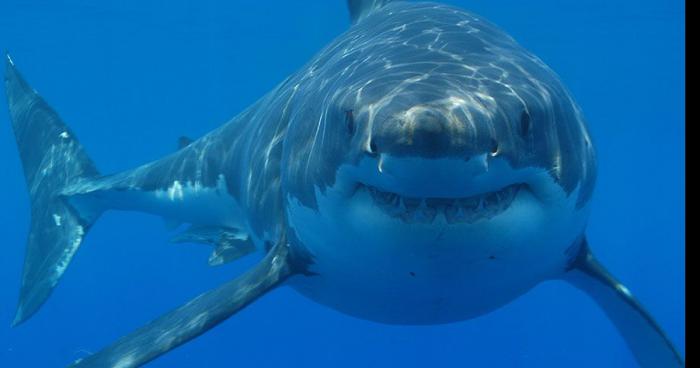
[0,1,684,367]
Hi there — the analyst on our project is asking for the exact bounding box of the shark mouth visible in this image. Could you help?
[362,183,525,224]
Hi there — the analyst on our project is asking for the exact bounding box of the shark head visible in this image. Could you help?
[281,3,597,324]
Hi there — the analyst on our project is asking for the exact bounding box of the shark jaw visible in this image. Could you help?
[360,182,524,224]
[332,154,552,227]
[286,154,591,324]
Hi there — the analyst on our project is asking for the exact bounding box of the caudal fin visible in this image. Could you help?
[5,54,101,326]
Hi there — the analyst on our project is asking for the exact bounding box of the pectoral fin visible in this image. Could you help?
[68,241,296,368]
[563,238,684,367]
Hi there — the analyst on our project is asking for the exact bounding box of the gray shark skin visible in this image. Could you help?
[4,1,683,367]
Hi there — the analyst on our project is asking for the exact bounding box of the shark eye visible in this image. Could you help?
[520,110,531,137]
[489,138,499,155]
[345,110,356,135]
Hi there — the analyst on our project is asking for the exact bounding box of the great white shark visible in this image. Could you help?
[4,0,683,367]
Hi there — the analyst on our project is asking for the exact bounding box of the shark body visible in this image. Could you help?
[4,1,683,367]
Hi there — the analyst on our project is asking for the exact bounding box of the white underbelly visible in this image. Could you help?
[95,177,248,230]
[286,185,590,325]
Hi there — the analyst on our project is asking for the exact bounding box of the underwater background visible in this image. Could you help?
[0,0,684,367]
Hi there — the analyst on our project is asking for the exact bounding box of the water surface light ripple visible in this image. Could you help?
[0,0,684,367]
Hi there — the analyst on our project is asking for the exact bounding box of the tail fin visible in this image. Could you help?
[5,54,101,326]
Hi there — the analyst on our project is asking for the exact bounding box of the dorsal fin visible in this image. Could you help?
[177,135,194,149]
[347,0,394,25]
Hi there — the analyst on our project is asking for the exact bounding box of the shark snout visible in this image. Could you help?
[399,108,451,151]
[369,106,494,161]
